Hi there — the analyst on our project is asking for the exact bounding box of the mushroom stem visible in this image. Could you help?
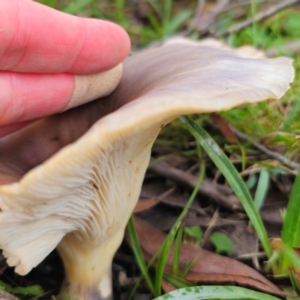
[57,228,125,300]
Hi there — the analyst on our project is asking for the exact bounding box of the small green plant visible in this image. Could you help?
[184,226,203,241]
[209,232,234,255]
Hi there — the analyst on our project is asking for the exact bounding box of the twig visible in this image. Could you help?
[230,126,299,171]
[237,251,266,260]
[252,240,261,272]
[201,207,219,249]
[215,0,300,37]
[149,160,242,211]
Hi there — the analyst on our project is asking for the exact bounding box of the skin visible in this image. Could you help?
[0,0,130,136]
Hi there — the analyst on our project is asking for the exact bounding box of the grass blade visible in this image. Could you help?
[163,273,193,289]
[154,222,181,296]
[172,227,183,276]
[254,169,269,211]
[154,161,205,296]
[180,256,198,278]
[181,116,272,257]
[127,216,155,295]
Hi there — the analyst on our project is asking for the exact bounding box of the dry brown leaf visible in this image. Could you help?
[131,217,284,297]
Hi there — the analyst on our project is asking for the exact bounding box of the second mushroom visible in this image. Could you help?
[0,39,294,300]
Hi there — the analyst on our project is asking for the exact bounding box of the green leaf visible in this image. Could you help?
[181,116,272,258]
[184,226,203,240]
[210,232,234,255]
[153,285,281,299]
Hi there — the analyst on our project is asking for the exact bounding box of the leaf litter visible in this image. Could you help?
[129,217,284,297]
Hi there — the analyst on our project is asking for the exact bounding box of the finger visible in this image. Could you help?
[0,0,130,74]
[0,64,122,127]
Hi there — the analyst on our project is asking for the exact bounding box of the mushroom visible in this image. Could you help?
[0,39,294,300]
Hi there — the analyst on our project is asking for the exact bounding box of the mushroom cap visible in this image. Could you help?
[0,38,294,274]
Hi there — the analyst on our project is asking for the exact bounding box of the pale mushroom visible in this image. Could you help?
[0,39,294,300]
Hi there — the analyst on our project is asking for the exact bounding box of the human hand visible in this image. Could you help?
[0,0,130,137]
